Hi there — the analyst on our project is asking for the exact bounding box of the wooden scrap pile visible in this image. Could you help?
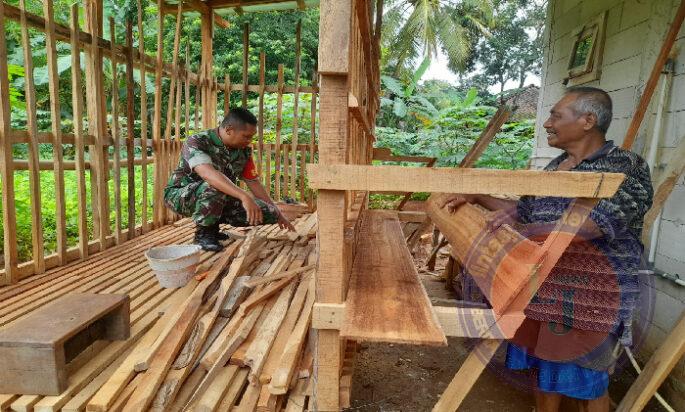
[1,214,318,412]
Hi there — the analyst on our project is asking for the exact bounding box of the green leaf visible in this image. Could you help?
[381,75,405,96]
[393,98,408,118]
[407,56,431,96]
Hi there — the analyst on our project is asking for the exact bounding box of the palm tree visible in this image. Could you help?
[382,0,494,77]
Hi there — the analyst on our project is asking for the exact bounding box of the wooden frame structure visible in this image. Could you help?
[0,0,319,285]
[307,1,628,411]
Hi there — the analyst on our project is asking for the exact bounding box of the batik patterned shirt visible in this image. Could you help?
[517,140,653,346]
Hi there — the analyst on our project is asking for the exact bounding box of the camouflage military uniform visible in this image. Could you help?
[163,129,279,227]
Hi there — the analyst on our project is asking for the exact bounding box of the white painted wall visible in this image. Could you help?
[535,0,685,407]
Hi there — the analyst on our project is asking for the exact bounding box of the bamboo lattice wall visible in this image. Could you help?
[0,0,318,285]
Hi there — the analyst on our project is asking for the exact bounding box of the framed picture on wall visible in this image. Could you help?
[565,11,607,86]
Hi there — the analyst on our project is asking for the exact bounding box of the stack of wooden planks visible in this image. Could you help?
[0,213,319,412]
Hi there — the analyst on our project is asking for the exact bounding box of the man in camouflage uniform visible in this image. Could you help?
[164,108,294,251]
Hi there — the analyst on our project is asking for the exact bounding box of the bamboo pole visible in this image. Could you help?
[44,0,67,264]
[152,0,165,228]
[242,23,249,108]
[137,0,149,232]
[19,0,45,272]
[0,1,18,284]
[258,51,266,177]
[290,20,302,197]
[110,17,122,244]
[274,64,284,200]
[125,19,136,238]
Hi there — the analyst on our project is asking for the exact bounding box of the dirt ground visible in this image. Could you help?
[347,214,666,412]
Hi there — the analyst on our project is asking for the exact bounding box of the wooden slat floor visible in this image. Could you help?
[0,219,227,412]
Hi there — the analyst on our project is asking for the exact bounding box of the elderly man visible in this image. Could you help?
[444,87,653,412]
[164,108,294,252]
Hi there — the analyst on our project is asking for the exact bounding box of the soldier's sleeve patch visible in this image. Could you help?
[241,156,259,181]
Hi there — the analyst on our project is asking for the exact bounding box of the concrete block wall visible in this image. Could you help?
[534,0,685,408]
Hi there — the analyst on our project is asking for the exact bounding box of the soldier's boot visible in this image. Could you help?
[194,225,224,252]
[211,223,231,241]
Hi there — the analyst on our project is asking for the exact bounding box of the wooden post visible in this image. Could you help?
[152,0,164,228]
[300,146,307,202]
[290,20,302,198]
[308,68,318,207]
[19,0,45,272]
[137,0,149,233]
[110,16,122,244]
[0,2,18,284]
[84,0,109,249]
[185,44,191,137]
[125,19,136,238]
[314,1,352,409]
[223,73,230,116]
[275,64,285,201]
[242,23,249,108]
[200,9,214,129]
[283,145,290,199]
[194,81,200,131]
[257,51,266,177]
[622,0,685,150]
[44,0,68,264]
[265,144,272,196]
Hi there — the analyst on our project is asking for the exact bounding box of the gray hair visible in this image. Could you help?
[565,86,613,134]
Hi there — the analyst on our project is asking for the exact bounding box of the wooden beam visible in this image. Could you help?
[291,20,302,197]
[318,0,351,74]
[616,309,685,411]
[20,0,46,272]
[308,164,624,198]
[0,2,17,284]
[460,106,512,167]
[372,148,434,163]
[137,0,149,234]
[44,0,68,265]
[125,19,136,239]
[348,92,375,141]
[242,22,249,108]
[622,0,685,150]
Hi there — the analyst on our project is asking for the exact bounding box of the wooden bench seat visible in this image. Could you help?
[0,293,130,395]
[339,210,447,346]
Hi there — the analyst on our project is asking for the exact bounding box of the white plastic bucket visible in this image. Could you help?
[145,244,202,288]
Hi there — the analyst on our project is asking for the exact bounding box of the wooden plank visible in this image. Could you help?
[152,0,165,228]
[291,20,302,197]
[340,210,446,345]
[110,16,123,244]
[69,4,89,260]
[217,368,248,410]
[314,71,350,411]
[138,0,149,233]
[18,0,46,273]
[193,364,240,411]
[125,19,136,239]
[308,164,624,198]
[300,146,307,202]
[0,0,19,284]
[242,23,249,108]
[200,10,214,128]
[318,0,351,74]
[348,92,374,140]
[275,64,285,200]
[425,201,542,315]
[265,143,272,195]
[432,339,502,412]
[43,0,68,264]
[622,0,685,150]
[33,309,159,412]
[224,73,230,115]
[269,277,315,394]
[86,286,196,412]
[616,309,685,411]
[372,148,434,164]
[283,145,290,199]
[258,51,266,177]
[243,281,297,383]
